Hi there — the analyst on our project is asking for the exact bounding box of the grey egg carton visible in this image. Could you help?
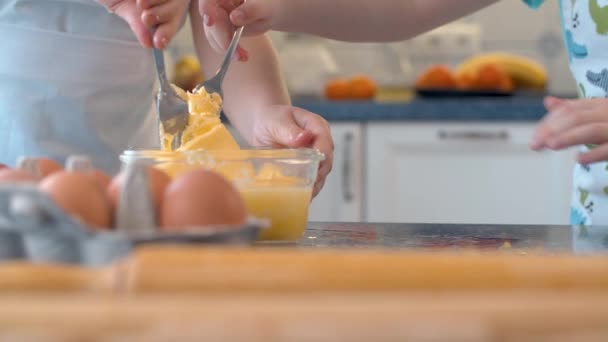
[0,156,266,266]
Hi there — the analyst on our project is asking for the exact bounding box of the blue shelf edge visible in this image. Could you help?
[293,97,548,122]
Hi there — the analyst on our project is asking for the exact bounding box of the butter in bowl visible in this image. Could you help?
[122,148,324,241]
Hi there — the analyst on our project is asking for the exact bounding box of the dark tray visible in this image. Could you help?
[415,88,514,98]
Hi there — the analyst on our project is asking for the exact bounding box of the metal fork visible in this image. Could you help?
[192,25,245,98]
[152,46,188,151]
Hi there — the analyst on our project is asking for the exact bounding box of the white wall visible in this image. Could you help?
[169,1,576,95]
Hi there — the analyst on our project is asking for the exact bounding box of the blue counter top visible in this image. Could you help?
[293,96,548,122]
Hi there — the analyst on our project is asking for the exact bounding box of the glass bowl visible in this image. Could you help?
[120,148,325,241]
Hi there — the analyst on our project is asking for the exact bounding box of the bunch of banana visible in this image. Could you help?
[455,52,547,90]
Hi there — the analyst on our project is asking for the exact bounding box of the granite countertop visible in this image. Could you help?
[293,96,549,122]
[288,222,608,255]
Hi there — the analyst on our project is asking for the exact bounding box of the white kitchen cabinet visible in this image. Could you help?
[309,123,364,222]
[366,123,577,225]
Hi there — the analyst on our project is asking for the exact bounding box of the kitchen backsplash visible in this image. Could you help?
[170,1,576,96]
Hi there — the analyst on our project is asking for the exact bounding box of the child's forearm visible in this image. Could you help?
[190,2,290,144]
[275,0,498,42]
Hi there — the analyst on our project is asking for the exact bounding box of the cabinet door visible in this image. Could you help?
[309,123,364,222]
[366,123,577,225]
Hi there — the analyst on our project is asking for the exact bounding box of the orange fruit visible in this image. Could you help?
[456,71,477,90]
[498,72,515,93]
[474,63,513,92]
[415,65,458,89]
[324,79,351,100]
[349,75,377,100]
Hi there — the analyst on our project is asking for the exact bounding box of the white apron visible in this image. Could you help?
[0,0,159,174]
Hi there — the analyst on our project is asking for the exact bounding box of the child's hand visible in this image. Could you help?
[198,0,276,59]
[531,96,608,164]
[249,105,333,197]
[98,0,153,48]
[98,0,188,49]
[137,0,191,49]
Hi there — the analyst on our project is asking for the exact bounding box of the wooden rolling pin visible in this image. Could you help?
[0,262,115,293]
[122,246,608,293]
[0,293,607,341]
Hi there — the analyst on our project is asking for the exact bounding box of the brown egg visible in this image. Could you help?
[107,166,171,213]
[39,171,112,229]
[160,169,247,230]
[90,169,112,190]
[37,158,63,178]
[0,169,37,184]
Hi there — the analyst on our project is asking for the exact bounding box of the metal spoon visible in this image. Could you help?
[192,25,245,98]
[152,42,188,151]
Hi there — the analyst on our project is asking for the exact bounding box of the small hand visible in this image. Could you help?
[251,105,334,198]
[137,0,191,49]
[98,0,153,48]
[530,96,608,164]
[198,0,277,59]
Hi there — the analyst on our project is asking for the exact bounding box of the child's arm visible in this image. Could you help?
[245,0,497,41]
[191,1,289,140]
[201,0,498,50]
[190,0,334,196]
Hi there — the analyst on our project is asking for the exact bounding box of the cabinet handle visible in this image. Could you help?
[437,130,510,141]
[342,132,354,203]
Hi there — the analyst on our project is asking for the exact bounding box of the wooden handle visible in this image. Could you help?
[123,246,608,293]
[0,262,115,293]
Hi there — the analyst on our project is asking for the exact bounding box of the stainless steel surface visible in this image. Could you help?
[299,222,608,255]
[193,25,244,98]
[152,46,188,151]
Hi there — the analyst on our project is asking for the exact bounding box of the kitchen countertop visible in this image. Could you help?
[293,96,548,122]
[288,222,608,254]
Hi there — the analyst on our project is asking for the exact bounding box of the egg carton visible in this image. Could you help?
[0,156,267,266]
